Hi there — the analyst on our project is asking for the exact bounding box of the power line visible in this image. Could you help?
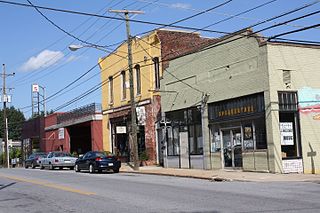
[0,0,232,35]
[269,23,320,40]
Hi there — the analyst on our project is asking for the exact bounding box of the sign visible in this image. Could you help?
[208,93,264,122]
[32,84,39,93]
[136,106,146,126]
[1,94,11,103]
[58,128,64,139]
[280,122,294,145]
[116,126,126,134]
[282,159,303,173]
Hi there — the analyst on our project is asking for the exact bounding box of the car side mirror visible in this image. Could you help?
[78,154,83,159]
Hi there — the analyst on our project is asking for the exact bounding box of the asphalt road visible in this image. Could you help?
[0,168,320,213]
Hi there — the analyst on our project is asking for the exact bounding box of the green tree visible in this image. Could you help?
[0,106,26,140]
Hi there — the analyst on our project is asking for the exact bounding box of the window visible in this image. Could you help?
[167,127,179,156]
[278,92,298,111]
[121,71,126,100]
[153,57,160,89]
[189,124,203,155]
[135,65,141,95]
[283,70,291,89]
[108,76,113,104]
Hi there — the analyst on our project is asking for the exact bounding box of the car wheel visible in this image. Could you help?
[74,165,80,172]
[69,166,74,170]
[49,164,54,170]
[113,168,120,173]
[25,165,29,169]
[40,164,44,170]
[89,164,94,174]
[31,162,35,169]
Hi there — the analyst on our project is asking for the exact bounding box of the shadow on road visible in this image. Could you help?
[0,182,16,190]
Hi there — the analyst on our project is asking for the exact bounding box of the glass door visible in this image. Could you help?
[222,128,243,168]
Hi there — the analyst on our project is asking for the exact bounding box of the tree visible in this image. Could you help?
[0,106,26,140]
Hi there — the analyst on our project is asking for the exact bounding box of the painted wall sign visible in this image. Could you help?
[280,122,294,145]
[298,87,320,114]
[208,93,264,122]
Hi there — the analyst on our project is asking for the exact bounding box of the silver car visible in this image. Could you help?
[40,152,77,170]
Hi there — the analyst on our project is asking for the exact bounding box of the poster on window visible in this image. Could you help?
[136,106,146,125]
[280,122,294,145]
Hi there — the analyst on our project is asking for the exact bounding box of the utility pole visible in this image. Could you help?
[109,9,144,171]
[2,64,15,168]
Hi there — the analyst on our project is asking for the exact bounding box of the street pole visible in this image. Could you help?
[109,9,144,171]
[2,64,15,168]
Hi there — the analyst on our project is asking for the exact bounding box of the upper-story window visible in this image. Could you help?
[121,71,126,100]
[135,65,141,95]
[153,57,160,89]
[108,76,113,104]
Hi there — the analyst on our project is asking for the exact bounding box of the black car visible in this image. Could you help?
[74,151,121,173]
[25,152,47,169]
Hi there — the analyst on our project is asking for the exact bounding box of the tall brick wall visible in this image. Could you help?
[156,30,217,70]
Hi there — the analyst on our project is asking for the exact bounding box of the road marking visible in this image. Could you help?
[0,174,96,196]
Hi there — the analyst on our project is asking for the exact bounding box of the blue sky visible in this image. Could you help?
[0,0,319,118]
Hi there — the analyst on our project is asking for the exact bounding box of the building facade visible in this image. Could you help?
[161,29,320,174]
[22,103,103,156]
[99,29,214,164]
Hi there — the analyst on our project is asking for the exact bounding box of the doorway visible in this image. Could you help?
[221,128,243,168]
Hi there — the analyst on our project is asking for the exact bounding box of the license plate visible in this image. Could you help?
[108,163,114,166]
[64,160,71,163]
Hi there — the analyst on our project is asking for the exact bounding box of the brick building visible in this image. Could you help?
[22,103,103,157]
[99,29,215,165]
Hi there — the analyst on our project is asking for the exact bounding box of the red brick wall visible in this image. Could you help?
[44,128,70,153]
[91,120,103,151]
[156,30,217,70]
[144,95,161,164]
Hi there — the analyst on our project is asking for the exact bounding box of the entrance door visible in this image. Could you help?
[222,129,243,168]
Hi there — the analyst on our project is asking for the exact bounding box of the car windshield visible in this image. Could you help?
[36,154,47,158]
[54,152,71,157]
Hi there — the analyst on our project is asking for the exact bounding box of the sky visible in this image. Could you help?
[0,0,319,119]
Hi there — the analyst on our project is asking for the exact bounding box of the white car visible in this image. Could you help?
[40,152,77,170]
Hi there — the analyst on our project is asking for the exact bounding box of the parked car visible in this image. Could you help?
[75,151,121,173]
[40,152,77,170]
[25,152,47,169]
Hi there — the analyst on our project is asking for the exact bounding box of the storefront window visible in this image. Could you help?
[255,119,267,149]
[210,127,221,152]
[167,127,180,156]
[243,123,254,150]
[189,124,203,155]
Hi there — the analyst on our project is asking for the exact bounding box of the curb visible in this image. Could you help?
[120,170,233,181]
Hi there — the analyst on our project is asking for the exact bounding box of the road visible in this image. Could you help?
[0,168,320,213]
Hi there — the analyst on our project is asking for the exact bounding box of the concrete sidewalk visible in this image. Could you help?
[120,164,320,182]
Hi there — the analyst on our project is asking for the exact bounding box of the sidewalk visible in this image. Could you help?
[120,164,320,182]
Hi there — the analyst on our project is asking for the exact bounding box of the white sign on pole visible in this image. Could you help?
[280,122,294,145]
[32,84,39,93]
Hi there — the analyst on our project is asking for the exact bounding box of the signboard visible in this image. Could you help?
[280,122,294,145]
[32,84,39,93]
[282,159,303,173]
[136,106,146,126]
[116,126,127,134]
[58,128,64,139]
